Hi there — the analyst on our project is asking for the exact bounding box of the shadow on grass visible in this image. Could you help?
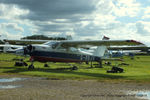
[3,66,125,79]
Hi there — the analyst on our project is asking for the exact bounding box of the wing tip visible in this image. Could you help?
[127,40,144,45]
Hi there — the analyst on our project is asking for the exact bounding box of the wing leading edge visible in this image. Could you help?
[60,40,145,48]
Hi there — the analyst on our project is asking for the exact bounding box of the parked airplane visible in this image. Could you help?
[0,43,23,53]
[19,39,144,69]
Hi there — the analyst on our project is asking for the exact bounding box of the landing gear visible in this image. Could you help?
[44,63,49,67]
[72,66,78,70]
[28,64,35,70]
[28,59,35,70]
[98,60,103,68]
[67,63,78,70]
[85,61,89,65]
[90,60,103,68]
[90,61,93,68]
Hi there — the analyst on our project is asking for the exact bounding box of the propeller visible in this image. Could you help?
[27,44,33,52]
[23,44,33,55]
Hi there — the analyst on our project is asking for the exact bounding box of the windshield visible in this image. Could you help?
[44,41,56,45]
[44,41,59,49]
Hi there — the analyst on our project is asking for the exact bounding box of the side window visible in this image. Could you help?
[0,47,4,50]
[70,47,78,52]
[52,43,59,49]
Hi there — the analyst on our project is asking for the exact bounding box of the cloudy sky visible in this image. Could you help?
[0,0,150,46]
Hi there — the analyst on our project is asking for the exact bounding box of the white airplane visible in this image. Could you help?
[0,43,23,53]
[18,39,144,69]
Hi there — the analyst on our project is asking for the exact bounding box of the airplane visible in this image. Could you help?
[108,45,150,56]
[0,42,23,53]
[18,39,145,69]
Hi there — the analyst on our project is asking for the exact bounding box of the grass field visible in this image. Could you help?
[0,53,150,82]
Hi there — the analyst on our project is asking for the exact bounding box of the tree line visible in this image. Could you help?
[21,35,67,40]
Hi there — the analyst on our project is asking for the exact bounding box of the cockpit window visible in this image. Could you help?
[44,41,56,46]
[44,41,59,49]
[52,43,59,49]
[69,47,78,52]
[44,41,54,45]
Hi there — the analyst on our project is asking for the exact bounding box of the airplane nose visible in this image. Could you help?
[24,45,35,55]
[27,45,33,52]
[23,46,28,55]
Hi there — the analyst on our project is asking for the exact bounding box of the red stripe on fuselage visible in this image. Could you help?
[31,56,82,62]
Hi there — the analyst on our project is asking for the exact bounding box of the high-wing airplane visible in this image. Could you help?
[0,43,23,53]
[18,39,144,69]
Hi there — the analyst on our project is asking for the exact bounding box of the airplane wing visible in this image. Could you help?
[3,39,49,45]
[60,40,145,48]
[108,46,149,51]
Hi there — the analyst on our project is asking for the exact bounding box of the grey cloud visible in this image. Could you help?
[0,0,98,21]
[74,23,102,36]
[38,24,73,33]
[0,0,99,37]
[33,21,73,33]
[74,22,119,37]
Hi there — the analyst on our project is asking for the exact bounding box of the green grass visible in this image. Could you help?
[0,53,150,82]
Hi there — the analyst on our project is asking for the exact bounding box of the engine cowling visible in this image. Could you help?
[24,45,34,55]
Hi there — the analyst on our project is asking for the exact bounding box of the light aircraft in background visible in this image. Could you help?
[108,45,149,51]
[19,39,144,69]
[108,45,150,57]
[0,43,23,53]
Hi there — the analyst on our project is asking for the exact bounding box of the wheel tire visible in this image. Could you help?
[72,66,78,70]
[28,64,34,70]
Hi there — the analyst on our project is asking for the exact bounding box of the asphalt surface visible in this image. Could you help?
[0,75,149,100]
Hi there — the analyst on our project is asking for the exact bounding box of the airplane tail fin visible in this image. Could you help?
[3,42,10,53]
[92,36,109,57]
[93,46,107,57]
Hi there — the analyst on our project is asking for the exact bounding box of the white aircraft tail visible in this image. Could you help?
[3,42,10,53]
[92,36,110,57]
[93,46,107,57]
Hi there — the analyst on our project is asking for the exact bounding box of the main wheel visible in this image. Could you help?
[44,64,49,67]
[28,64,35,70]
[72,66,78,70]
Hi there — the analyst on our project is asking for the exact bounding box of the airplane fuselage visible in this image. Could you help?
[30,50,101,62]
[28,44,101,63]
